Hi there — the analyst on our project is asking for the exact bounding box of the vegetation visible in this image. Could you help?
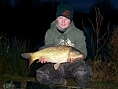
[0,1,118,89]
[84,7,118,82]
[0,34,31,82]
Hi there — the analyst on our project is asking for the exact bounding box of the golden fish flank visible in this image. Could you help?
[21,45,83,70]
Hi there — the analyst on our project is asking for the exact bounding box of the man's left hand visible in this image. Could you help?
[67,57,83,62]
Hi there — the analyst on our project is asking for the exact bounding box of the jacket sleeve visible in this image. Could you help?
[44,29,54,45]
[74,32,87,59]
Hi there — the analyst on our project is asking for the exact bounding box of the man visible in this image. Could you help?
[36,3,92,88]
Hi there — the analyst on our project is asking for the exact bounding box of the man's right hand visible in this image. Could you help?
[38,57,48,63]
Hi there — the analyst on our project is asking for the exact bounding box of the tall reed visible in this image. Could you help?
[0,34,31,77]
[83,7,118,82]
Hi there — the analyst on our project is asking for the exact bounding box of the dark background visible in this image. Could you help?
[0,0,118,50]
[0,0,118,77]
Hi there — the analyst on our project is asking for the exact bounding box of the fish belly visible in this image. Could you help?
[46,57,67,63]
[42,52,68,63]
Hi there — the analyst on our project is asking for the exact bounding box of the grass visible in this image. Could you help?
[0,75,118,89]
[0,36,31,77]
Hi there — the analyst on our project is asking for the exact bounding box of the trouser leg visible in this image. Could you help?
[36,61,92,88]
[36,63,71,86]
[70,61,92,88]
[36,63,58,84]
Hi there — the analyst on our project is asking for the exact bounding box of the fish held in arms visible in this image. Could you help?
[21,45,83,70]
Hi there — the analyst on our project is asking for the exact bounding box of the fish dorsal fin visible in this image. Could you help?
[54,63,60,70]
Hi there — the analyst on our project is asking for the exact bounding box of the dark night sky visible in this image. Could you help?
[8,0,118,12]
[40,0,118,12]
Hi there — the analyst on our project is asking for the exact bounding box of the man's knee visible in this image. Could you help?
[73,62,92,78]
[72,62,92,88]
[36,64,58,84]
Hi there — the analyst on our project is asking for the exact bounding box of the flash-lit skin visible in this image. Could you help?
[38,57,47,63]
[56,16,71,30]
[67,57,83,62]
[38,16,83,63]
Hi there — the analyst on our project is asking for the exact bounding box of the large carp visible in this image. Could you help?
[21,45,83,70]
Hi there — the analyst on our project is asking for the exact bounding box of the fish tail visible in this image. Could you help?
[21,53,34,67]
[28,56,35,67]
[21,53,31,59]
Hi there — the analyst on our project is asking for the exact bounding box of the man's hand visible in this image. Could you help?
[67,56,83,62]
[37,57,48,63]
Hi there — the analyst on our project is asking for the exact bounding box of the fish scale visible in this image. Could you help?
[21,45,83,70]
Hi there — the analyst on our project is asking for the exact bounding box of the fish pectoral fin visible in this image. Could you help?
[54,63,60,70]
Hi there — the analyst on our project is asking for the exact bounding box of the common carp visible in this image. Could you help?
[21,45,83,70]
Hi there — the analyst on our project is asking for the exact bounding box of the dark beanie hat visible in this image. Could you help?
[56,4,73,21]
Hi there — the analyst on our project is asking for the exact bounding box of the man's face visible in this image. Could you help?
[56,16,71,30]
